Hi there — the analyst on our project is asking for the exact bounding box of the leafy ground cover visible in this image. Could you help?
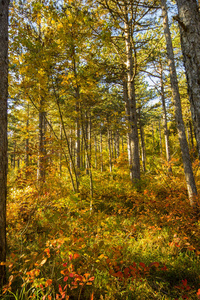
[2,158,200,299]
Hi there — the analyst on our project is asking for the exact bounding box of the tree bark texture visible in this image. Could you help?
[124,17,140,182]
[176,0,200,159]
[37,97,47,183]
[159,62,171,165]
[138,108,146,172]
[0,0,9,285]
[161,0,197,205]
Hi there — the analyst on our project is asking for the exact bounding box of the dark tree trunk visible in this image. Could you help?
[176,0,200,159]
[0,0,9,286]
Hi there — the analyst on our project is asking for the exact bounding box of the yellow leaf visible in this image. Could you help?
[40,258,47,266]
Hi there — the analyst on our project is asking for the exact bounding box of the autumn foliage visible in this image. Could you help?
[3,158,200,300]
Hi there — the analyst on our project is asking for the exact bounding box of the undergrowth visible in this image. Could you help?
[2,159,200,300]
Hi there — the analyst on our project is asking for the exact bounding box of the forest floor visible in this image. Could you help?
[2,156,200,299]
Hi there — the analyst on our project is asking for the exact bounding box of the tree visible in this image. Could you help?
[0,0,9,285]
[175,0,200,159]
[160,0,197,206]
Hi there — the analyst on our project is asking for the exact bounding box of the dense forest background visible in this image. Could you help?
[2,0,200,299]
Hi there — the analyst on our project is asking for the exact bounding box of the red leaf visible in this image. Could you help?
[139,262,146,268]
[59,284,62,293]
[113,271,123,278]
[124,267,129,275]
[182,279,187,287]
[149,262,159,268]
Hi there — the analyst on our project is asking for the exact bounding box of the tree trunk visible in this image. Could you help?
[123,80,132,167]
[13,140,16,169]
[75,101,81,175]
[94,135,98,169]
[107,127,112,173]
[100,127,103,172]
[124,19,140,182]
[0,0,9,285]
[25,103,29,168]
[37,97,46,183]
[158,118,162,155]
[138,108,146,172]
[161,0,197,205]
[59,123,62,176]
[159,62,171,169]
[175,0,200,160]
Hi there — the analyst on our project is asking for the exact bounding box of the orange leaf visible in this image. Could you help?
[88,277,95,281]
[45,279,52,287]
[197,288,200,299]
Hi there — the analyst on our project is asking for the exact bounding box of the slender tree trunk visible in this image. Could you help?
[59,123,62,176]
[75,102,80,174]
[0,0,9,285]
[152,124,155,150]
[124,19,140,182]
[159,62,171,169]
[37,97,46,183]
[122,135,124,153]
[161,0,197,205]
[100,127,103,172]
[85,112,89,175]
[189,120,194,150]
[94,135,98,169]
[138,108,146,172]
[123,80,132,167]
[25,103,29,168]
[107,127,112,173]
[175,0,200,160]
[56,98,79,192]
[72,43,81,175]
[81,110,94,208]
[88,113,92,167]
[116,130,120,158]
[158,118,162,155]
[13,140,16,169]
